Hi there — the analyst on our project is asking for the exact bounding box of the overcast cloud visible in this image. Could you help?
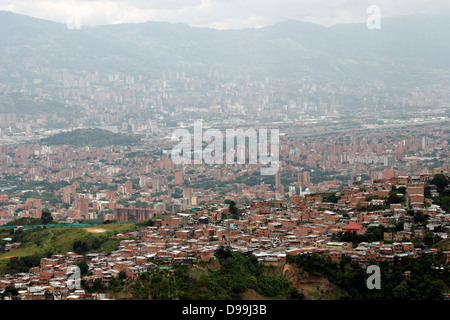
[1,0,450,29]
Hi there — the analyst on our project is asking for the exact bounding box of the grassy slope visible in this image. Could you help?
[0,222,142,274]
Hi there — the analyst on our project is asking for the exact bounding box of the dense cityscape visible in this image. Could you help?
[0,4,449,305]
[0,69,449,300]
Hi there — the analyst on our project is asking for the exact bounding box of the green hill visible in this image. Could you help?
[0,222,142,275]
[40,128,140,148]
[109,247,304,300]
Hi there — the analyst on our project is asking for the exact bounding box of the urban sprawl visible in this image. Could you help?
[0,70,449,300]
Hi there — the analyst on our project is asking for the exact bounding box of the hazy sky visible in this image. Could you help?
[1,0,450,29]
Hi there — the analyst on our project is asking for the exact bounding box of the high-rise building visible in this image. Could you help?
[288,186,296,198]
[152,178,160,193]
[139,176,147,188]
[114,207,154,222]
[74,198,89,216]
[275,173,281,189]
[124,180,133,194]
[382,167,396,180]
[422,136,428,151]
[175,172,183,185]
[383,155,395,167]
[302,171,310,187]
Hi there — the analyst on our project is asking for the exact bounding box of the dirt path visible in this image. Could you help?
[85,228,107,233]
[0,255,16,260]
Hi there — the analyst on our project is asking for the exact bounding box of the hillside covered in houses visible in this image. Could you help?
[1,170,449,300]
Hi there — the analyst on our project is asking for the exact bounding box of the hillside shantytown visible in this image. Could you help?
[0,111,449,300]
[0,167,449,299]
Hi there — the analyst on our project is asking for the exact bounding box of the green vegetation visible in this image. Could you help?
[0,177,71,198]
[0,222,142,275]
[331,225,385,245]
[1,285,19,299]
[432,174,450,213]
[321,192,340,203]
[287,253,449,300]
[108,246,303,300]
[387,186,406,205]
[224,199,239,220]
[185,169,348,192]
[4,217,46,226]
[41,209,53,226]
[40,128,140,148]
[2,255,43,275]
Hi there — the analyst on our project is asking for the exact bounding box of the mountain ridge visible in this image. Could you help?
[1,10,450,84]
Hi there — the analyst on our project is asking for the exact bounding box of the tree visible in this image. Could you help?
[438,195,450,213]
[387,192,404,205]
[41,209,53,226]
[1,286,19,300]
[414,212,429,225]
[92,237,101,249]
[433,174,448,193]
[423,232,441,246]
[73,240,88,254]
[118,270,126,280]
[76,261,89,276]
[392,281,410,300]
[214,245,233,260]
[225,199,239,219]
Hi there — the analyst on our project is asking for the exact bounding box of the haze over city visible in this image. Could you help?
[2,0,450,28]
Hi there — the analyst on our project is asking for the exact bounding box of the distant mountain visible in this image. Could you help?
[0,91,75,117]
[331,14,450,68]
[330,14,450,83]
[1,11,450,85]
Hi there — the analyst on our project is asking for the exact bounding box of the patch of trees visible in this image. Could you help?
[224,199,239,220]
[322,193,339,203]
[112,246,303,300]
[387,186,406,205]
[1,285,19,299]
[331,225,385,245]
[41,128,140,148]
[72,236,103,255]
[5,217,43,226]
[3,254,45,275]
[103,219,117,224]
[287,253,449,300]
[41,209,53,226]
[432,174,450,213]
